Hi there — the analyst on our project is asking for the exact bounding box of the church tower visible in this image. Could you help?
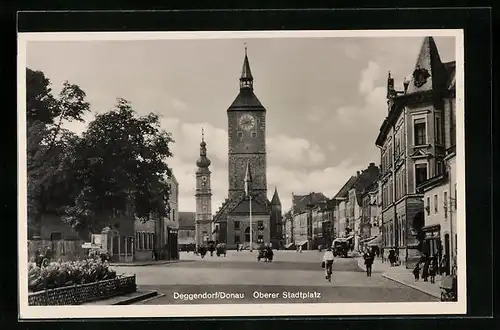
[195,129,213,248]
[270,187,283,248]
[227,46,267,204]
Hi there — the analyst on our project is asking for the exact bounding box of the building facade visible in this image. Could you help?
[375,36,456,267]
[195,131,213,249]
[213,48,279,250]
[418,61,456,274]
[178,212,196,251]
[290,192,328,250]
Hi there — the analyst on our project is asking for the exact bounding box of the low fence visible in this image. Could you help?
[28,274,137,306]
[28,240,87,262]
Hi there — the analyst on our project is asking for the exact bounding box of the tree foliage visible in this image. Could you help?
[27,69,175,234]
[62,99,174,231]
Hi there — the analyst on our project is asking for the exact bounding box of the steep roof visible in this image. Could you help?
[334,176,358,199]
[178,212,196,229]
[229,196,269,215]
[241,53,253,80]
[270,187,281,206]
[228,89,265,111]
[292,192,328,214]
[444,61,456,91]
[406,36,448,95]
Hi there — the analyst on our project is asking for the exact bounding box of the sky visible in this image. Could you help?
[25,34,456,212]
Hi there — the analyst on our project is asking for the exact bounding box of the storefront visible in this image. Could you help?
[421,224,441,258]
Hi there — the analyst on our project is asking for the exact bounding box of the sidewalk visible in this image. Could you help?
[82,290,158,305]
[357,257,441,299]
[109,259,191,267]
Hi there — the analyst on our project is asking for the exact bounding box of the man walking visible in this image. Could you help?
[363,248,375,277]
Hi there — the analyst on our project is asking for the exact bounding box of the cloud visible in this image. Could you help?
[170,98,188,111]
[359,61,382,94]
[267,135,326,167]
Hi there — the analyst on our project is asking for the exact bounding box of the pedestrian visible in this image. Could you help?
[380,247,385,263]
[322,247,334,282]
[429,256,438,283]
[413,262,421,281]
[422,255,430,282]
[363,248,375,277]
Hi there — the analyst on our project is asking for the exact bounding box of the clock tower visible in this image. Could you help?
[227,47,267,203]
[195,129,213,248]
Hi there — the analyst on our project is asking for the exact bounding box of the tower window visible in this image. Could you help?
[237,131,243,139]
[251,131,257,138]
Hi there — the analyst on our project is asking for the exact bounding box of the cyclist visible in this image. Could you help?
[323,247,335,282]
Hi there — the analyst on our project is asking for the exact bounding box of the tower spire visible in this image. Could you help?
[196,128,211,168]
[240,44,254,91]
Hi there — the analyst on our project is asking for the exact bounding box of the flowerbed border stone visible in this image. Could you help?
[28,274,137,306]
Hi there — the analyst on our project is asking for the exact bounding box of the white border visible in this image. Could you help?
[18,29,466,319]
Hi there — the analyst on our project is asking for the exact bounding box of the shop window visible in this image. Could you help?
[414,118,427,145]
[257,235,264,243]
[415,163,428,187]
[234,221,240,230]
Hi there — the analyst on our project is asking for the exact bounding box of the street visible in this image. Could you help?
[113,250,438,304]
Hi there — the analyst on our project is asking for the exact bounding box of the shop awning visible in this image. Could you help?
[296,240,308,246]
[367,236,382,247]
[285,243,295,249]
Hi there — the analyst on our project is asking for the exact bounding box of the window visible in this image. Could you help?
[257,220,264,230]
[414,118,427,145]
[257,235,264,243]
[436,160,444,176]
[415,163,428,187]
[435,115,442,144]
[454,183,457,210]
[434,194,438,213]
[50,232,62,241]
[251,131,257,138]
[234,235,240,244]
[444,191,448,219]
[395,135,400,155]
[426,197,430,215]
[237,131,243,139]
[388,145,393,167]
[234,221,240,230]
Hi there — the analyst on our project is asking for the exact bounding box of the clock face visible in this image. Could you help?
[201,176,207,182]
[239,114,256,131]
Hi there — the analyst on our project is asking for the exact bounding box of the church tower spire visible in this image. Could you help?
[195,128,212,249]
[240,45,254,91]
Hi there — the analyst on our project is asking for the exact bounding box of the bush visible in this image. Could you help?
[28,259,117,292]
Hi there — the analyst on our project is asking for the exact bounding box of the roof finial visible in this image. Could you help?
[201,126,205,142]
[244,42,247,56]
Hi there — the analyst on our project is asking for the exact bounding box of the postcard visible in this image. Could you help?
[18,29,466,319]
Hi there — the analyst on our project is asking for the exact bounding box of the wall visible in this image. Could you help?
[134,219,156,261]
[226,214,270,249]
[38,214,84,241]
[28,239,87,262]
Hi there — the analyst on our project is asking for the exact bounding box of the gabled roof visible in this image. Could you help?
[334,176,358,199]
[178,212,196,229]
[229,196,269,215]
[292,192,328,214]
[444,61,456,91]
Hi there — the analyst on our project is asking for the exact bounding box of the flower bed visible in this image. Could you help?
[28,259,136,305]
[28,274,136,305]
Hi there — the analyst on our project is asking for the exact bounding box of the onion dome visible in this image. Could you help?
[196,128,211,168]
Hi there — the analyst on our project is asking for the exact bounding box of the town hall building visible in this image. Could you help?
[212,48,282,250]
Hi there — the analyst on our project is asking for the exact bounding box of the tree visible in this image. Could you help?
[26,68,90,233]
[61,98,174,232]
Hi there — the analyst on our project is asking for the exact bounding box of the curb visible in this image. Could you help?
[136,293,166,304]
[110,260,191,267]
[382,273,441,299]
[112,291,159,305]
